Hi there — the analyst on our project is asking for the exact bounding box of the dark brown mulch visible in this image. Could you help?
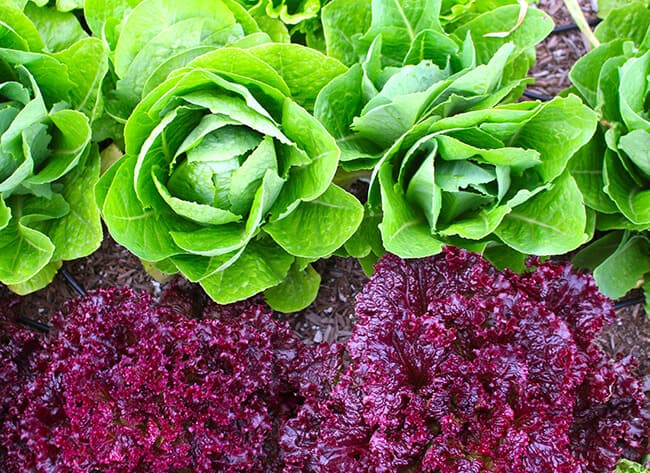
[529,0,598,98]
[2,0,648,377]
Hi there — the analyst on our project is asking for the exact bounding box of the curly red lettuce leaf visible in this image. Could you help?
[298,247,648,473]
[1,286,341,472]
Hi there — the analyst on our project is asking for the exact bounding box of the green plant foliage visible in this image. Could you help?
[0,1,105,293]
[84,0,274,142]
[597,0,649,18]
[97,45,362,311]
[614,459,650,472]
[315,0,553,172]
[569,1,650,303]
[360,92,596,263]
[233,0,335,47]
[313,0,595,269]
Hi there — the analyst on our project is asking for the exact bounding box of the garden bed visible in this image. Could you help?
[1,0,650,470]
[2,0,648,379]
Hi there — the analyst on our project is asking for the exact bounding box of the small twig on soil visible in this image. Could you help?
[61,267,87,297]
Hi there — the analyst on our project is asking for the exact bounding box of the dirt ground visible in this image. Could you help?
[2,0,649,379]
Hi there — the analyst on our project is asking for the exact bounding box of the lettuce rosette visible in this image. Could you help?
[0,2,106,294]
[96,45,363,311]
[568,2,650,302]
[84,0,274,142]
[314,0,553,171]
[357,94,597,267]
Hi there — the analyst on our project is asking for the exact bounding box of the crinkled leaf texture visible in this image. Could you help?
[97,45,361,311]
[0,284,345,472]
[283,247,649,472]
[1,251,648,472]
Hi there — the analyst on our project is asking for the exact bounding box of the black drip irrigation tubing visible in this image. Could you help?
[13,267,87,334]
[61,267,87,297]
[16,316,50,333]
[523,90,552,102]
[551,18,602,34]
[614,296,646,311]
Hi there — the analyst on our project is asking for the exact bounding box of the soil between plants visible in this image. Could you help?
[1,0,648,381]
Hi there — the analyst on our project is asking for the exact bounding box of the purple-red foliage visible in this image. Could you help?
[0,286,341,473]
[288,247,649,473]
[0,301,48,469]
[1,249,648,472]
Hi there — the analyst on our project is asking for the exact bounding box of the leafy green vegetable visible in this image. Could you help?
[614,459,650,473]
[362,93,596,263]
[85,0,272,142]
[0,2,103,293]
[569,1,650,302]
[313,1,589,270]
[233,0,335,47]
[97,45,362,311]
[315,0,553,172]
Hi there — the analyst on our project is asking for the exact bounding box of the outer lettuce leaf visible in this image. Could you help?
[367,94,596,262]
[98,45,362,311]
[23,3,86,52]
[569,1,650,300]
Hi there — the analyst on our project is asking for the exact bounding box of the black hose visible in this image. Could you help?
[552,18,602,34]
[16,316,50,333]
[61,267,86,296]
[523,90,552,102]
[614,296,645,311]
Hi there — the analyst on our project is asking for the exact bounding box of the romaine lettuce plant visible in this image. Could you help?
[84,0,272,142]
[569,2,650,303]
[312,0,597,271]
[96,45,363,311]
[0,2,107,294]
[283,247,650,472]
[362,93,597,264]
[315,0,554,170]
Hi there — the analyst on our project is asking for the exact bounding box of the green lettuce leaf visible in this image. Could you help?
[568,1,650,299]
[99,45,362,311]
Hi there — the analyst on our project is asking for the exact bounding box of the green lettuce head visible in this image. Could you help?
[97,45,363,312]
[315,0,554,171]
[358,93,597,269]
[569,2,650,302]
[0,2,105,293]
